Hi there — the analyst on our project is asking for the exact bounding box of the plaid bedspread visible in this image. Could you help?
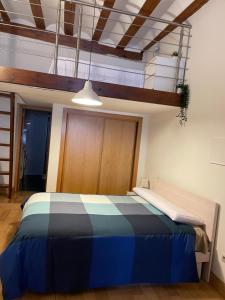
[0,193,198,300]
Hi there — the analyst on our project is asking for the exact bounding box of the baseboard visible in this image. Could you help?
[210,272,225,298]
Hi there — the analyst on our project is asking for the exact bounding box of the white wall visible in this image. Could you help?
[0,33,144,75]
[146,0,225,283]
[46,104,150,193]
[46,104,64,192]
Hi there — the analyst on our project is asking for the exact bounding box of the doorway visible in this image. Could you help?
[18,108,51,192]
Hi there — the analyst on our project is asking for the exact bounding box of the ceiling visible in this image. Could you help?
[0,82,178,115]
[1,0,194,53]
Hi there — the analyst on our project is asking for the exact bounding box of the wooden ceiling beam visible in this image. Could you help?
[117,0,161,49]
[29,0,45,30]
[0,1,10,22]
[0,22,143,60]
[143,0,209,51]
[92,0,115,42]
[0,66,181,107]
[64,1,76,36]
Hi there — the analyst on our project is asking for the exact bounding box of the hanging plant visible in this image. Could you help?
[172,51,179,57]
[176,83,190,126]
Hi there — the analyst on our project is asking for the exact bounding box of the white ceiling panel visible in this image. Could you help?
[1,0,196,52]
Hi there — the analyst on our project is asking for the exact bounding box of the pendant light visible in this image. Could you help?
[72,81,102,106]
[71,1,102,107]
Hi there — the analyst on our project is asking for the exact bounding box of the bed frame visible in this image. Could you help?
[150,178,219,282]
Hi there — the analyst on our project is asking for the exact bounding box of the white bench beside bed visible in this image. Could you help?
[147,178,219,281]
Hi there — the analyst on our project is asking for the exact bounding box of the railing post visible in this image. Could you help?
[182,27,191,84]
[54,0,62,75]
[74,5,83,78]
[174,27,184,92]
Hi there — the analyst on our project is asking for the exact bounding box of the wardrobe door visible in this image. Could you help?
[60,113,104,194]
[98,119,137,195]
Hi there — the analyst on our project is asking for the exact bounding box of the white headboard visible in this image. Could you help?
[151,178,219,243]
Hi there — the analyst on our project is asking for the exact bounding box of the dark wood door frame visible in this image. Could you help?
[57,108,143,193]
[14,104,52,192]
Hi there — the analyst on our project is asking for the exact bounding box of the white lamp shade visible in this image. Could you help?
[72,81,102,106]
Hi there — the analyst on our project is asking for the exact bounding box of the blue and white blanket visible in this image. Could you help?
[0,193,198,300]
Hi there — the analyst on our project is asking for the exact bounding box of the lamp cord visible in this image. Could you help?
[88,0,97,80]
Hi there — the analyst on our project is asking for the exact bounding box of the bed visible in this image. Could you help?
[150,179,219,282]
[0,179,219,300]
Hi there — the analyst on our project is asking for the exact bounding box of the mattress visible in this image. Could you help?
[0,193,199,300]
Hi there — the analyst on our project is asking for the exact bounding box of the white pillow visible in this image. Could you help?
[133,187,204,226]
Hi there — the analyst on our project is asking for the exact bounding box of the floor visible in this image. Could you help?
[0,190,33,203]
[0,192,224,300]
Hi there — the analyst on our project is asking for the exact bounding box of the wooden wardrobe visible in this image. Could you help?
[57,109,142,195]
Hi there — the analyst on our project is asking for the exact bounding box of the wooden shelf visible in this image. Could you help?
[0,111,10,115]
[0,128,10,131]
[0,93,15,198]
[0,93,11,97]
[0,184,9,188]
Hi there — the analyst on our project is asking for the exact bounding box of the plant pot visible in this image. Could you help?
[177,87,182,94]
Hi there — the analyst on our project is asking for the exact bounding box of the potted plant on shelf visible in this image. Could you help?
[176,83,190,126]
